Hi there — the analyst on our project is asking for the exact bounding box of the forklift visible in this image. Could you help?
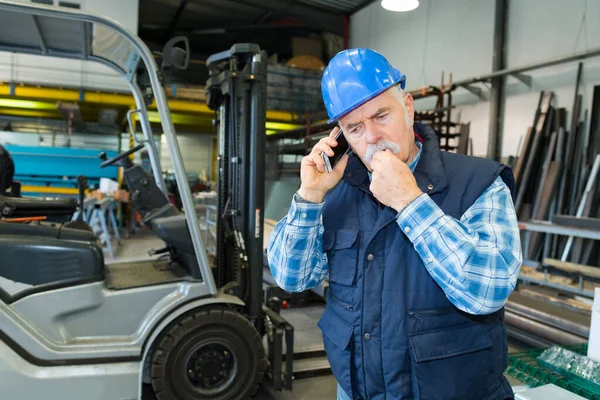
[0,1,292,399]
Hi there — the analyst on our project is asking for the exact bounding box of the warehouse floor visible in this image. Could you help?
[112,232,527,400]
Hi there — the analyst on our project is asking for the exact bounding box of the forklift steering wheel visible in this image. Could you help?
[100,144,145,168]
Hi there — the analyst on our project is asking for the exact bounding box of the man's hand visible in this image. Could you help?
[370,149,423,212]
[297,127,349,203]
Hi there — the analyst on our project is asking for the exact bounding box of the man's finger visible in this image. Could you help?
[370,156,383,169]
[328,126,340,138]
[313,143,334,157]
[311,153,325,173]
[371,150,388,163]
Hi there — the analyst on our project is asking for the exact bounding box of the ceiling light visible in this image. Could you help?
[381,0,419,12]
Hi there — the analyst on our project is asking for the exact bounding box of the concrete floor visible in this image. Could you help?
[116,233,527,399]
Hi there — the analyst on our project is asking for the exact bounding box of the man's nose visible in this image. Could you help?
[365,126,382,144]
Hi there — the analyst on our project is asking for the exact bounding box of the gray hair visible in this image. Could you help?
[393,85,413,129]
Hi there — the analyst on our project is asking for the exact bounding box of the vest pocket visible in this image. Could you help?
[323,229,359,286]
[408,323,492,399]
[318,306,355,398]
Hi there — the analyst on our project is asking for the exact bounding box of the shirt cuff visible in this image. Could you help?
[287,195,324,227]
[396,193,445,241]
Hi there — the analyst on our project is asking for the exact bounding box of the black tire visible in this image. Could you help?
[150,307,267,400]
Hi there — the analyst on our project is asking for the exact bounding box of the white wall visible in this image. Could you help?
[0,0,139,92]
[351,0,600,158]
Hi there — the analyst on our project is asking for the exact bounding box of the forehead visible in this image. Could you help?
[338,89,398,126]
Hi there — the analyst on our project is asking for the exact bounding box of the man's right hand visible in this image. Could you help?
[297,127,349,203]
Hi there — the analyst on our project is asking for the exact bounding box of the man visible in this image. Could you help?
[267,48,522,400]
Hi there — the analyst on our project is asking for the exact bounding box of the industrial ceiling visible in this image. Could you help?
[138,0,375,84]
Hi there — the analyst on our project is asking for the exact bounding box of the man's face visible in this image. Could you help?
[338,88,415,171]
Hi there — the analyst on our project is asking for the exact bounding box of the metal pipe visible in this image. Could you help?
[504,301,589,338]
[505,311,587,346]
[136,23,217,295]
[562,154,600,260]
[453,46,600,88]
[506,326,553,349]
[129,82,167,194]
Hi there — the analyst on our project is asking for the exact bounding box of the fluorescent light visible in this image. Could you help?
[381,0,419,12]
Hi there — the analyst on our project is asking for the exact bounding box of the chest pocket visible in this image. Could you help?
[323,229,359,286]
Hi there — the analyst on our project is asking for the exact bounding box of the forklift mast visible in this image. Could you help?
[206,44,267,329]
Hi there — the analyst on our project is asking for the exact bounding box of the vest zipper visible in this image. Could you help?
[408,311,422,320]
[408,308,454,319]
[329,290,354,311]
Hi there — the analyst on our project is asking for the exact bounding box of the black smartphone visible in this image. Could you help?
[321,129,351,173]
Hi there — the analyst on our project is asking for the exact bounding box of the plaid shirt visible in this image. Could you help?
[267,145,522,315]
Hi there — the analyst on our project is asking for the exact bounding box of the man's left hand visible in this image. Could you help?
[370,150,423,213]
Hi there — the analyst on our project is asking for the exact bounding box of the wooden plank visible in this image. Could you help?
[515,91,553,215]
[529,161,561,258]
[514,127,533,185]
[531,131,558,219]
[519,265,597,292]
[550,109,567,259]
[544,257,600,279]
[456,123,470,155]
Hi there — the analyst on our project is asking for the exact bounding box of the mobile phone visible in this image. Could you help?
[322,129,351,173]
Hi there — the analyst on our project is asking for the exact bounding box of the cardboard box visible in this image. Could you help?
[292,37,323,60]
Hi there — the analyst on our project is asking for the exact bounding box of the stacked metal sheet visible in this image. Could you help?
[513,63,600,267]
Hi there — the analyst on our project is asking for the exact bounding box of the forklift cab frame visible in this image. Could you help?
[0,0,293,398]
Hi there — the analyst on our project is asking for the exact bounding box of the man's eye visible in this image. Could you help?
[377,114,388,121]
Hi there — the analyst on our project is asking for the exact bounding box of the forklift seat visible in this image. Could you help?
[0,220,96,241]
[0,193,77,221]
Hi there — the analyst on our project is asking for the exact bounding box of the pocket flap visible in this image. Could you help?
[333,229,358,250]
[323,229,358,252]
[317,306,354,350]
[409,323,492,363]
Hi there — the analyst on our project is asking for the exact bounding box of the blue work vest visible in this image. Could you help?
[318,123,515,400]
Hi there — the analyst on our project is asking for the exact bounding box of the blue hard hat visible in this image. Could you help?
[321,48,406,123]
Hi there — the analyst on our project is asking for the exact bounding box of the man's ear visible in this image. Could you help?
[404,92,415,123]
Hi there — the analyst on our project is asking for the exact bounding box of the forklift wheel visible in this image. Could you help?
[151,307,267,400]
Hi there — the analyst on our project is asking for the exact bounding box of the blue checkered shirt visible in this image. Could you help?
[267,143,522,316]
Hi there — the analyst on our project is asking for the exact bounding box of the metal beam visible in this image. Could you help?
[519,220,600,240]
[227,0,344,35]
[30,15,47,54]
[462,84,484,99]
[0,83,300,122]
[487,0,507,161]
[511,73,531,87]
[454,46,600,88]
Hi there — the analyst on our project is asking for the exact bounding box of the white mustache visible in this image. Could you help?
[365,140,401,164]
